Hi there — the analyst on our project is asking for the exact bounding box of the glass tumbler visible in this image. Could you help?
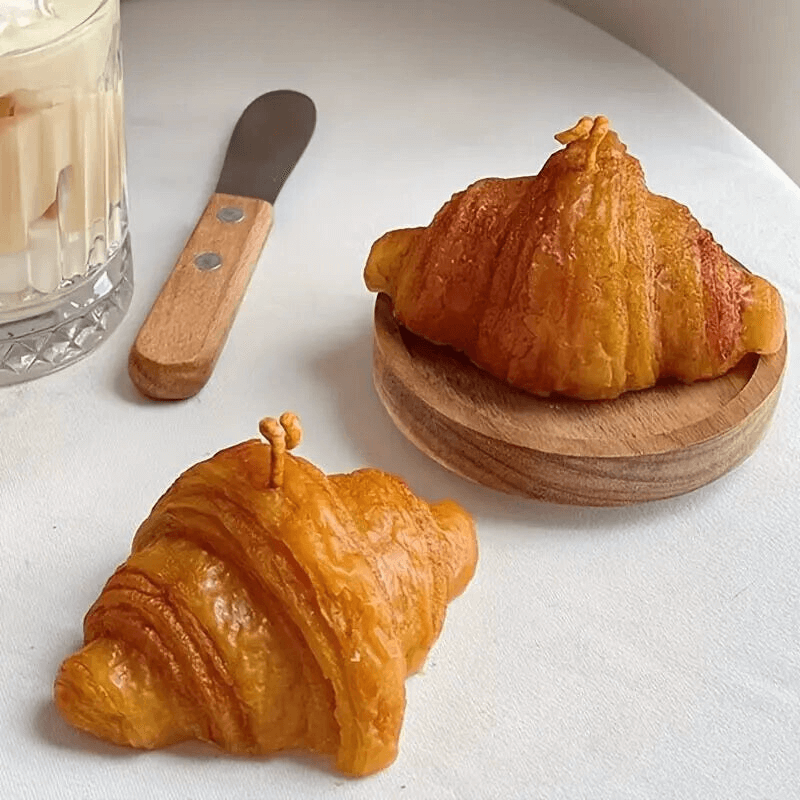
[0,0,133,384]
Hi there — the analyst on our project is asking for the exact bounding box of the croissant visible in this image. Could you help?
[364,116,785,400]
[54,414,477,776]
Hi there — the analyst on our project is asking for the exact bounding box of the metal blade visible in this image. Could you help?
[216,90,316,204]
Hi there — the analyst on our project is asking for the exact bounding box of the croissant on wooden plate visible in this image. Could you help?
[365,116,785,400]
[54,414,477,776]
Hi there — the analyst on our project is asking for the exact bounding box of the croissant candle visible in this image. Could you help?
[54,414,478,776]
[364,115,786,400]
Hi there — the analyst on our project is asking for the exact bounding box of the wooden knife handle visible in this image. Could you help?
[129,193,274,400]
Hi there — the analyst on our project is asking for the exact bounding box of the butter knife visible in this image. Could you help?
[129,90,316,400]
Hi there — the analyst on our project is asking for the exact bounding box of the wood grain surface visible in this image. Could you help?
[129,193,274,400]
[372,293,787,505]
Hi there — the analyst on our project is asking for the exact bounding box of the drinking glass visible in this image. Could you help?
[0,0,132,383]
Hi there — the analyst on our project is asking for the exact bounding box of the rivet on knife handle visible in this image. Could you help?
[128,193,273,400]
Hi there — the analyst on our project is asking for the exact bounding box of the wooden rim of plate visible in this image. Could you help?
[372,293,787,506]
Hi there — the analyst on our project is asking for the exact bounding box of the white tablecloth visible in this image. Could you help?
[3,0,799,797]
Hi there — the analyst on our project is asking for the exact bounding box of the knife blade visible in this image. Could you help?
[128,90,316,400]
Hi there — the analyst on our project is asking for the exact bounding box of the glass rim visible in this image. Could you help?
[0,0,115,59]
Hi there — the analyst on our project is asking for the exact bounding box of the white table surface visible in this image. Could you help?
[3,0,800,797]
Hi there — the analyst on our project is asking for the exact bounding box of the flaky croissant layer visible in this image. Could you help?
[365,116,785,400]
[55,415,477,776]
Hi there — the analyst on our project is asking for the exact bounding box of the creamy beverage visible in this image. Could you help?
[0,0,126,299]
[0,0,132,382]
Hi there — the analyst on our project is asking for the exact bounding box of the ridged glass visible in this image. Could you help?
[0,0,132,384]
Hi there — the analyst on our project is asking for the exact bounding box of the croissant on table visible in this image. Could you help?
[365,116,785,400]
[54,414,477,777]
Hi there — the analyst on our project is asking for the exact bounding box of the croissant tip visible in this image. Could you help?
[53,650,121,745]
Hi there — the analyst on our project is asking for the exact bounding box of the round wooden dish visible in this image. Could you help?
[372,293,787,506]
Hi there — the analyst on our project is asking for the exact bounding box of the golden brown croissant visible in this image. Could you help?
[54,414,477,776]
[364,116,785,400]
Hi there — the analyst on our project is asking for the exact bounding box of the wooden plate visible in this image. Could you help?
[372,293,787,506]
